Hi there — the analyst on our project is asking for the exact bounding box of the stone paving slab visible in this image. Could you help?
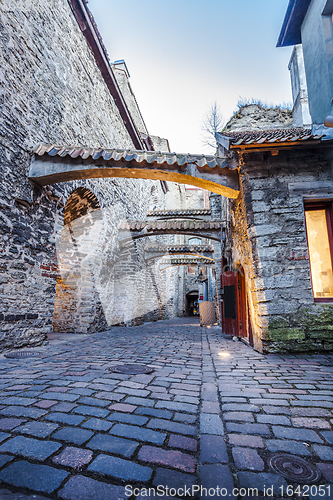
[57,476,126,500]
[0,318,332,498]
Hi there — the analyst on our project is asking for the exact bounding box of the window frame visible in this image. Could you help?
[304,200,333,303]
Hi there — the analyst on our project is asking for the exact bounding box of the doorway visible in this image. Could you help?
[186,291,199,316]
[221,265,252,344]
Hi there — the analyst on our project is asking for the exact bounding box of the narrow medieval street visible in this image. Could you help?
[0,318,331,499]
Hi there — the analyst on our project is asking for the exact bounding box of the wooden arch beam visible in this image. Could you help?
[145,253,215,262]
[29,147,240,199]
[119,231,222,245]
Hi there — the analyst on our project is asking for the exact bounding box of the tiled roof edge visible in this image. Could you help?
[219,127,328,147]
[34,145,229,169]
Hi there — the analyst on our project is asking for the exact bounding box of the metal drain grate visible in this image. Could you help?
[4,351,42,359]
[109,364,154,375]
[268,453,322,484]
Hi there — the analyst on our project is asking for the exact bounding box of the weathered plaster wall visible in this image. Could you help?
[288,45,312,127]
[301,0,333,126]
[232,147,333,353]
[48,176,179,333]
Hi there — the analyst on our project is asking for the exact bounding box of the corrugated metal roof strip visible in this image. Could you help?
[118,221,222,231]
[145,245,214,253]
[34,144,228,169]
[160,258,214,265]
[220,128,326,146]
[147,209,211,217]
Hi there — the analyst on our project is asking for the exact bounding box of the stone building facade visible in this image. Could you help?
[7,0,331,357]
[217,104,333,354]
[0,0,188,350]
[0,0,223,351]
[213,0,333,353]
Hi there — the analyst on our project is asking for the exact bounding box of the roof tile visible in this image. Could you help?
[118,221,221,232]
[147,209,211,217]
[35,145,227,169]
[221,128,328,147]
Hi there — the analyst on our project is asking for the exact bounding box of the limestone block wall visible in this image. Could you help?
[0,146,63,348]
[0,0,177,349]
[113,62,148,135]
[231,147,333,353]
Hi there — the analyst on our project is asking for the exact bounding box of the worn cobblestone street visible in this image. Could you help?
[0,318,332,499]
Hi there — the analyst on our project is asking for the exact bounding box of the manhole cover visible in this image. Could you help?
[4,351,42,359]
[268,453,322,484]
[109,364,154,375]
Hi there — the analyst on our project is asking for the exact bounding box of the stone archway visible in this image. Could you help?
[186,290,199,316]
[53,187,107,333]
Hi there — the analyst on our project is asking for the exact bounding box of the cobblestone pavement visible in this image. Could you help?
[0,318,332,500]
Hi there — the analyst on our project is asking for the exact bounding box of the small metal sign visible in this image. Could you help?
[109,364,154,375]
[4,351,42,359]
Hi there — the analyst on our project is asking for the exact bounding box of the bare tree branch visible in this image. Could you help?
[202,101,224,152]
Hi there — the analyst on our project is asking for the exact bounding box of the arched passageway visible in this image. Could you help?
[53,187,106,333]
[186,291,199,316]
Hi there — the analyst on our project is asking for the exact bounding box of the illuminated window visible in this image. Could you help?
[304,202,333,301]
[187,266,196,274]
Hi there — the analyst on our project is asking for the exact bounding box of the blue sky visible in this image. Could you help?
[88,0,292,153]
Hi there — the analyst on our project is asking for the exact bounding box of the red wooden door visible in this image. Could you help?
[221,270,238,336]
[221,268,247,338]
[237,268,247,338]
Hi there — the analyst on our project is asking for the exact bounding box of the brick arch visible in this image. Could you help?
[63,187,101,226]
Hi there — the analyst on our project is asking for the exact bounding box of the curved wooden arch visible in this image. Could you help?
[145,253,215,263]
[30,151,240,198]
[160,263,216,272]
[119,231,221,245]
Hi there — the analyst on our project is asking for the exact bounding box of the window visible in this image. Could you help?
[187,266,196,274]
[304,202,333,301]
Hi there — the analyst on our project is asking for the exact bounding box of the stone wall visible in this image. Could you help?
[113,61,149,136]
[224,104,293,133]
[0,145,62,348]
[0,0,177,349]
[231,147,333,353]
